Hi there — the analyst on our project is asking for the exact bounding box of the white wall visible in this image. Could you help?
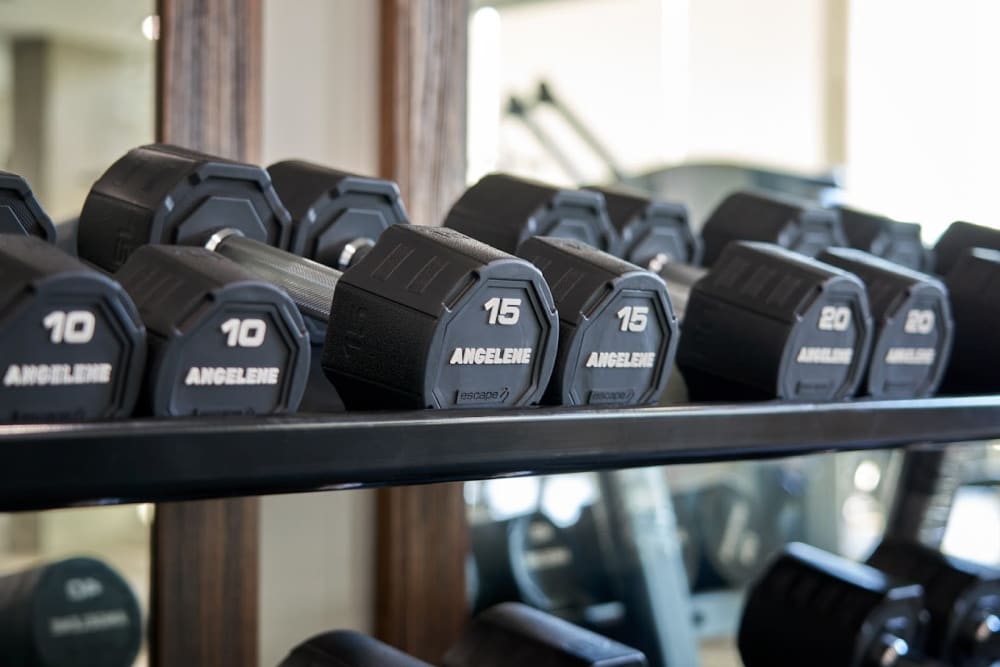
[259,2,380,665]
[844,0,1000,241]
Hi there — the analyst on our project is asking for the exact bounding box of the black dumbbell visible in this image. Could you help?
[818,248,953,398]
[207,225,559,409]
[835,206,932,272]
[700,190,847,267]
[941,248,1000,394]
[739,542,927,667]
[444,173,619,254]
[0,171,57,242]
[585,186,701,266]
[444,602,648,667]
[268,160,409,271]
[445,180,677,406]
[933,221,1000,276]
[868,540,1000,667]
[278,630,431,667]
[77,143,293,272]
[0,557,143,667]
[113,245,309,416]
[662,241,873,401]
[0,236,146,422]
[516,237,678,406]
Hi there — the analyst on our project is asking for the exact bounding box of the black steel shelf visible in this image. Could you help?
[1,396,999,512]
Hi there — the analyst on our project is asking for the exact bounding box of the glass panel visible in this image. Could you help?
[0,2,156,665]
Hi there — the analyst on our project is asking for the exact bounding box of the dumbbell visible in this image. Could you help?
[77,143,293,272]
[868,540,1000,667]
[940,248,1000,394]
[279,630,431,667]
[444,173,619,254]
[0,557,143,667]
[206,225,559,409]
[75,147,310,416]
[700,190,847,267]
[112,245,309,416]
[835,206,932,272]
[0,235,146,422]
[445,181,678,406]
[0,171,57,242]
[933,221,1000,276]
[444,602,648,667]
[818,248,953,398]
[739,542,927,667]
[661,241,873,401]
[585,186,701,266]
[268,160,409,271]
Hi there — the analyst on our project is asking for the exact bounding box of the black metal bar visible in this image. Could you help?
[0,396,998,512]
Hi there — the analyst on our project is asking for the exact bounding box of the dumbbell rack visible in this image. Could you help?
[1,396,999,512]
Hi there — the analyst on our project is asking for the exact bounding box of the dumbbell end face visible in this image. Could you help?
[279,630,433,667]
[941,248,1000,394]
[0,237,145,422]
[0,171,57,242]
[588,185,700,266]
[444,602,648,667]
[149,282,309,417]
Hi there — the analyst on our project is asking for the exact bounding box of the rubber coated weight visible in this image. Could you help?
[701,191,846,267]
[269,160,409,271]
[279,630,432,667]
[78,143,292,272]
[819,248,953,398]
[586,186,701,266]
[517,237,677,406]
[444,602,648,667]
[836,206,931,272]
[211,225,559,409]
[868,540,1000,667]
[676,241,873,401]
[934,222,1000,276]
[941,249,1000,394]
[0,557,142,667]
[115,245,308,416]
[0,171,56,241]
[0,236,145,422]
[444,173,619,254]
[739,543,927,667]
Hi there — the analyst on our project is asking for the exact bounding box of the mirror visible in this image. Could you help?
[0,1,156,664]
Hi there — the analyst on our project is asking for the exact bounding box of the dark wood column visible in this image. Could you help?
[375,0,471,662]
[151,2,263,665]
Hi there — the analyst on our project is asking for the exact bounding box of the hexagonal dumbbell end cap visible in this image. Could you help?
[323,225,559,409]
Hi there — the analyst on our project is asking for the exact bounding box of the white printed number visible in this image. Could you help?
[43,310,96,344]
[616,306,649,333]
[818,306,851,332]
[220,318,267,348]
[904,309,935,335]
[484,297,521,326]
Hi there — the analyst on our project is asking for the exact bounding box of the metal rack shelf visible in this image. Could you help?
[1,395,998,512]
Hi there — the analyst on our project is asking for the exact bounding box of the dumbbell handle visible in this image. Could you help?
[207,229,338,322]
[656,261,706,321]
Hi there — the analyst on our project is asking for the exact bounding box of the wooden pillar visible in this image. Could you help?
[151,2,262,665]
[375,0,471,662]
